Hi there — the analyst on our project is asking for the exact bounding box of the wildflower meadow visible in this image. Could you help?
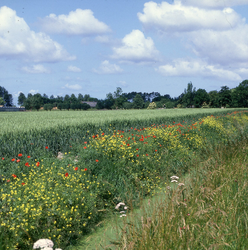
[0,109,248,249]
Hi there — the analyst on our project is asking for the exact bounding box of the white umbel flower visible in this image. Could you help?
[33,239,54,249]
[171,180,178,183]
[115,202,125,209]
[170,175,179,180]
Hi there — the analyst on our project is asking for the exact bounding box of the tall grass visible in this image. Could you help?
[115,139,248,249]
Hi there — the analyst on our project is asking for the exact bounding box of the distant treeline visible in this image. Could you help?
[1,80,248,110]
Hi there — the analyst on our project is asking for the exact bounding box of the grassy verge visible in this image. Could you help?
[0,110,248,249]
[109,139,248,249]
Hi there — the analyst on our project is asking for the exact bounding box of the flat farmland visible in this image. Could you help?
[0,108,247,250]
[0,108,245,134]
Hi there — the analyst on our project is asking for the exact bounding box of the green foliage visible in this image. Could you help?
[194,88,210,108]
[116,138,248,250]
[133,94,144,109]
[0,97,5,106]
[182,82,196,108]
[219,86,232,107]
[18,92,26,106]
[0,109,248,249]
[43,104,53,111]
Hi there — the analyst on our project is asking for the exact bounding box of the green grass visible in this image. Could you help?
[68,138,248,250]
[0,109,248,249]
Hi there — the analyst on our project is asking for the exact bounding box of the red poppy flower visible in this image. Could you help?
[21,182,25,186]
[12,174,17,178]
[7,179,10,182]
[27,156,31,158]
[16,159,21,163]
[36,162,40,167]
[25,162,30,167]
[11,158,15,162]
[18,154,23,157]
[65,173,69,177]
[74,167,78,171]
[127,144,130,147]
[155,150,157,152]
[102,133,104,136]
[146,154,149,156]
[84,141,87,144]
[84,146,87,149]
[45,146,49,149]
[136,154,139,157]
[2,157,4,160]
[84,168,87,171]
[136,148,139,151]
[95,159,99,162]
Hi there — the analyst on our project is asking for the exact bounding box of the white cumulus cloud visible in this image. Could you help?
[157,59,242,81]
[67,65,82,72]
[93,60,123,74]
[138,1,242,33]
[63,84,82,90]
[29,89,39,95]
[189,25,248,67]
[181,0,248,8]
[22,64,50,74]
[111,30,160,63]
[138,1,248,74]
[39,9,111,36]
[0,6,75,62]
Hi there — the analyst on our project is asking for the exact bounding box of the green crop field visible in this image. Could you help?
[0,108,245,135]
[0,108,247,250]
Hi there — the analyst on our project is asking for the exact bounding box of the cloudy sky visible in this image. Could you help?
[1,0,248,105]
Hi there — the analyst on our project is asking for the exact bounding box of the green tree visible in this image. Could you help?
[64,94,70,103]
[57,103,63,110]
[133,94,144,109]
[0,86,12,106]
[113,87,123,98]
[0,97,5,105]
[32,93,43,111]
[18,92,26,106]
[78,93,84,102]
[231,80,248,107]
[83,94,90,101]
[44,104,53,111]
[70,94,77,103]
[182,82,196,107]
[219,86,231,107]
[194,89,209,108]
[209,90,219,107]
[3,93,13,106]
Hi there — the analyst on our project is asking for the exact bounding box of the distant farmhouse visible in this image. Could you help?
[81,101,97,108]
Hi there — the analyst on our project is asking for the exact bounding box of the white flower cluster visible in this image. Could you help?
[170,176,184,187]
[33,239,62,250]
[115,202,128,217]
[170,175,179,183]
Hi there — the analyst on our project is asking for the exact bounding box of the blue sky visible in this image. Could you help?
[1,0,248,105]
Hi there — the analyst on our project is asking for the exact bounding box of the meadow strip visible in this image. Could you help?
[0,110,248,249]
